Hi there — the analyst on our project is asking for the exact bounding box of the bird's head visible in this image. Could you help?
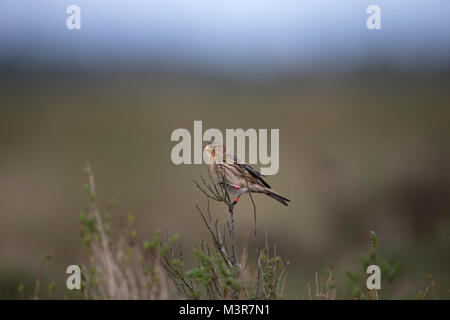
[204,140,225,163]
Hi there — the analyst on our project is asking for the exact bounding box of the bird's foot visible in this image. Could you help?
[229,197,240,213]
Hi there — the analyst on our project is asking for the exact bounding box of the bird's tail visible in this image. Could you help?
[264,189,290,206]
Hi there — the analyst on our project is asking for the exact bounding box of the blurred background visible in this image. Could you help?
[1,0,450,299]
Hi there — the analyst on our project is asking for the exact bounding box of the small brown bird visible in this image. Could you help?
[204,141,290,209]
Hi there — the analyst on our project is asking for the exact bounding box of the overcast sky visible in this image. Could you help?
[1,1,449,75]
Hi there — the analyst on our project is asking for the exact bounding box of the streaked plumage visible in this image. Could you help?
[204,141,290,207]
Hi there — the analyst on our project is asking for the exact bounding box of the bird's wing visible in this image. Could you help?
[224,152,271,189]
[240,163,271,188]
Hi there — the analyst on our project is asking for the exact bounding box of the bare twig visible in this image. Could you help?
[239,166,261,298]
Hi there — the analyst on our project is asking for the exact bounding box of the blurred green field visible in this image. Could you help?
[0,73,449,299]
